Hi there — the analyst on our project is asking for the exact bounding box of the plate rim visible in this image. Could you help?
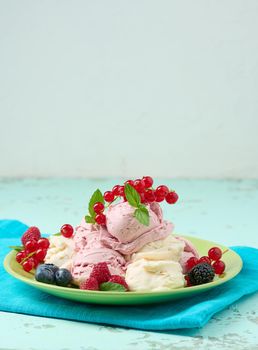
[3,234,243,297]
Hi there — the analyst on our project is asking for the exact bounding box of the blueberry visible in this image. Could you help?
[37,263,59,274]
[55,268,72,287]
[35,266,55,284]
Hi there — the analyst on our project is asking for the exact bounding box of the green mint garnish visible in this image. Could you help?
[85,189,104,223]
[99,282,126,292]
[134,206,150,226]
[9,245,23,252]
[85,215,95,224]
[124,183,141,208]
[124,184,150,226]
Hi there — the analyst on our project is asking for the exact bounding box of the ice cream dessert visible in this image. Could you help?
[45,235,75,270]
[125,259,185,292]
[99,202,173,255]
[13,176,226,292]
[71,220,126,284]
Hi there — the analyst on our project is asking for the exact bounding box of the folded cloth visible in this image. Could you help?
[1,219,258,331]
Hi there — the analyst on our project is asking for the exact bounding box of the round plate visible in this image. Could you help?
[4,235,243,305]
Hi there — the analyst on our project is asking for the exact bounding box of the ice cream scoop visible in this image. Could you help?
[131,234,185,262]
[106,202,164,243]
[100,202,173,254]
[175,236,199,273]
[44,235,75,270]
[71,219,126,284]
[125,258,184,292]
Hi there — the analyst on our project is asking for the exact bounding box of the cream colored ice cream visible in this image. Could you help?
[125,259,184,292]
[44,235,75,270]
[131,234,185,262]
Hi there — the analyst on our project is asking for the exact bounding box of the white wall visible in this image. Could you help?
[0,1,257,178]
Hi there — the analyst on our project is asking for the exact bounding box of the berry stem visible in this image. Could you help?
[222,249,229,255]
[20,251,36,264]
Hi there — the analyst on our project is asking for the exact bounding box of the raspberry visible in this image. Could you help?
[80,277,99,291]
[21,227,41,246]
[109,275,129,290]
[188,263,215,285]
[90,262,111,284]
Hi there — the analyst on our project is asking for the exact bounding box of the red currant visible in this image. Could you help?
[35,248,47,262]
[155,185,169,197]
[95,213,106,225]
[155,194,165,202]
[60,224,74,238]
[186,257,199,272]
[23,259,34,272]
[117,186,125,196]
[37,238,50,250]
[144,189,156,202]
[184,275,192,287]
[133,179,145,193]
[125,180,134,187]
[93,202,105,213]
[112,185,121,196]
[212,260,225,275]
[104,191,115,202]
[142,176,153,188]
[25,240,38,253]
[198,256,211,264]
[32,256,39,268]
[208,247,222,261]
[165,191,179,204]
[140,192,146,203]
[16,251,26,263]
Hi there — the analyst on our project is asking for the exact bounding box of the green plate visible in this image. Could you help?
[4,235,243,305]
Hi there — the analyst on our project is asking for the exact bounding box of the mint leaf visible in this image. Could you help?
[85,215,95,224]
[53,232,61,236]
[88,189,104,217]
[9,245,23,252]
[99,282,126,292]
[124,184,141,208]
[134,207,150,226]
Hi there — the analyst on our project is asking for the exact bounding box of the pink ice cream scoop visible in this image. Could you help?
[175,236,199,273]
[71,220,126,284]
[100,202,173,255]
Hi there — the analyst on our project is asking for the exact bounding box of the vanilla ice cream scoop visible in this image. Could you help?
[125,259,184,292]
[131,234,185,262]
[44,235,75,270]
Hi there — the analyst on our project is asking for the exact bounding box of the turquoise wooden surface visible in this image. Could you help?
[0,179,258,350]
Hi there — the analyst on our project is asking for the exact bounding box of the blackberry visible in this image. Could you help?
[188,263,215,285]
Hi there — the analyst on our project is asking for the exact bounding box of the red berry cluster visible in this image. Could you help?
[93,176,179,225]
[79,262,128,291]
[185,246,226,287]
[16,227,50,272]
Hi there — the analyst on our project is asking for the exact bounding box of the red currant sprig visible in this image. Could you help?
[15,237,50,272]
[85,176,179,226]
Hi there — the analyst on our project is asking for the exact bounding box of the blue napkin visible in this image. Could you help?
[1,219,258,331]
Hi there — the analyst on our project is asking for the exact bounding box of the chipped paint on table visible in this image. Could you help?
[0,179,258,350]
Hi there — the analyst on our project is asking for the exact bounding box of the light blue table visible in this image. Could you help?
[1,179,258,350]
